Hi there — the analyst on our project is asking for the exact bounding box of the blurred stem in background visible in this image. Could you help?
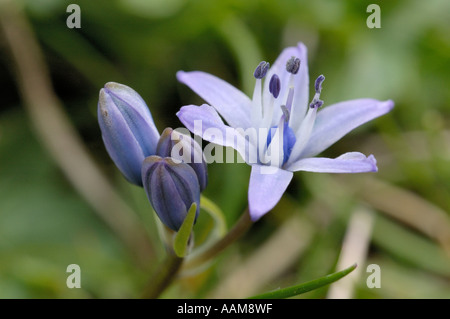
[0,0,155,268]
[141,249,183,299]
[185,207,252,270]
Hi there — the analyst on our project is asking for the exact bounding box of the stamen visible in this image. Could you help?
[285,87,294,113]
[253,61,270,79]
[280,105,290,123]
[251,63,268,130]
[314,75,325,94]
[309,75,325,109]
[262,75,279,130]
[286,56,301,74]
[269,74,281,98]
[286,105,318,166]
[309,99,324,109]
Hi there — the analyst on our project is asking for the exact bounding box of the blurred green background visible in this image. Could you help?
[0,0,449,298]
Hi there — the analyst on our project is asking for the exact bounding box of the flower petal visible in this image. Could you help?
[177,104,256,163]
[263,42,309,129]
[248,165,293,221]
[299,99,394,158]
[286,152,378,173]
[177,71,252,129]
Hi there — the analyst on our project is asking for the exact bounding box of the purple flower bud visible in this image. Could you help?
[142,156,200,231]
[156,128,208,191]
[98,82,160,186]
[253,61,270,79]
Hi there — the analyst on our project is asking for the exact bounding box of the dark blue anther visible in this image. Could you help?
[254,61,270,79]
[269,74,281,98]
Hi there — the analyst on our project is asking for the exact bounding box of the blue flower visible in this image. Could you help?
[98,82,160,186]
[176,42,394,221]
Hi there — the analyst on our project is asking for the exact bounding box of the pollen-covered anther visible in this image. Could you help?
[315,75,325,94]
[253,61,270,79]
[286,56,301,74]
[309,75,326,109]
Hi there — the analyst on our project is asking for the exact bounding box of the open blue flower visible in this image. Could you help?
[176,42,394,221]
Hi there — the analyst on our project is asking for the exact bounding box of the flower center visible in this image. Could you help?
[252,56,304,167]
[266,118,296,166]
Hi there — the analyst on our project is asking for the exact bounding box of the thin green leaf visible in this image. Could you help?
[248,263,357,299]
[173,203,197,258]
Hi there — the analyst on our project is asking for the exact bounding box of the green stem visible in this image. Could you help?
[185,208,252,269]
[142,207,252,296]
[141,251,183,299]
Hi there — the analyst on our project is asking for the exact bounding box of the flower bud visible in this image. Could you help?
[142,156,200,231]
[98,82,160,186]
[156,128,208,191]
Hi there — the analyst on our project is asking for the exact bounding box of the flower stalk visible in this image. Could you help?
[184,207,252,270]
[141,249,184,299]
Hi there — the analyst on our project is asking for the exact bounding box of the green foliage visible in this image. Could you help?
[249,264,357,299]
[173,203,197,258]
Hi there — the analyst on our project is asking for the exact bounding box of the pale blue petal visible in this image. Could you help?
[288,43,310,132]
[177,71,252,129]
[299,99,394,158]
[177,104,255,162]
[248,165,293,221]
[286,152,378,173]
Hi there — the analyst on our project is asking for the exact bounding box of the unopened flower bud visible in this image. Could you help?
[156,128,208,191]
[98,82,159,186]
[141,156,200,231]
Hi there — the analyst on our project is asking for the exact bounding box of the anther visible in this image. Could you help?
[310,75,325,108]
[309,99,324,109]
[253,61,270,79]
[269,74,281,98]
[314,75,325,94]
[286,56,300,74]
